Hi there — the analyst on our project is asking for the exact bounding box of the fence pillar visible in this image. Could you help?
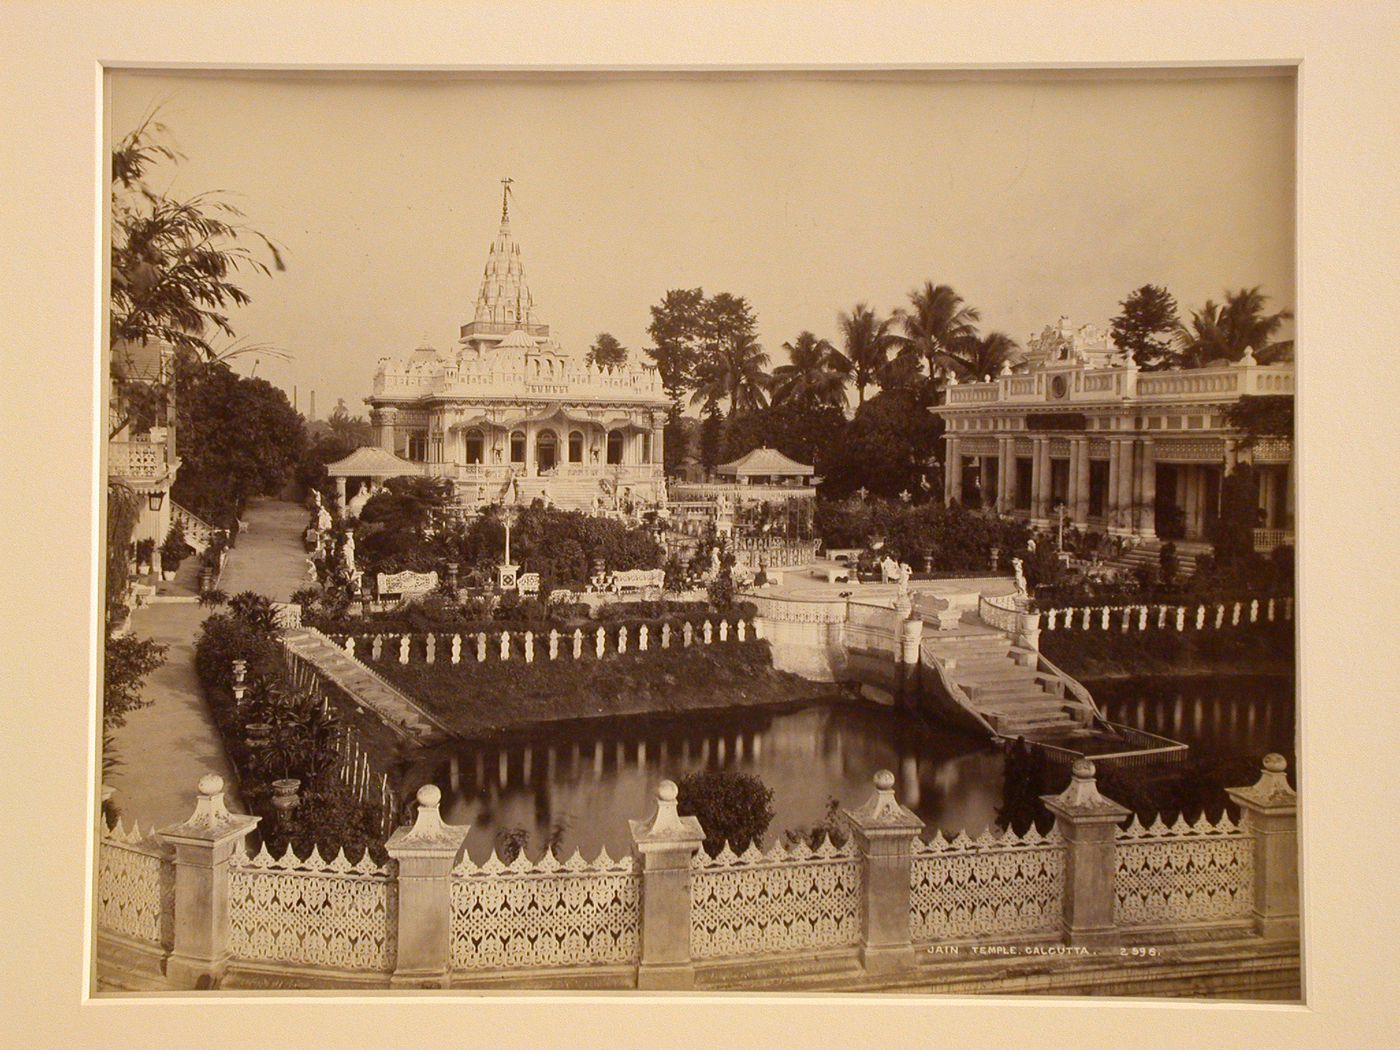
[157,775,261,990]
[1041,760,1129,947]
[844,770,924,974]
[1225,754,1299,939]
[385,784,468,988]
[629,780,705,990]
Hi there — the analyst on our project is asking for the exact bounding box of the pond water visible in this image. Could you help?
[417,673,1295,859]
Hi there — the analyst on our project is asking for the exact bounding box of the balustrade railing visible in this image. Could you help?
[1114,814,1254,928]
[108,438,170,479]
[97,820,173,949]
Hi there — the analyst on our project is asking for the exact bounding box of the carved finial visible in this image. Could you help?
[845,768,923,831]
[500,176,514,223]
[1042,757,1129,819]
[630,779,704,847]
[199,773,224,796]
[386,781,468,853]
[417,783,442,808]
[1227,752,1297,810]
[658,779,679,803]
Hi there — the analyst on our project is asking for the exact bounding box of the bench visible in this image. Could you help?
[814,564,851,584]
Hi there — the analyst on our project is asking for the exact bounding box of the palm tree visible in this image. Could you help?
[771,331,846,408]
[1174,287,1293,367]
[690,331,771,415]
[893,282,982,386]
[943,331,1022,382]
[835,303,897,407]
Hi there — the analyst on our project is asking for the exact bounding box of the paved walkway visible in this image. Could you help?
[107,499,310,829]
[219,498,312,601]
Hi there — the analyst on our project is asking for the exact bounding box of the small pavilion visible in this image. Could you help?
[714,447,816,489]
[324,445,422,513]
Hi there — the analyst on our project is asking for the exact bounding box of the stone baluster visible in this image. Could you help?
[629,780,705,989]
[1226,754,1299,939]
[1176,607,1186,631]
[157,775,261,989]
[425,634,436,664]
[703,620,713,644]
[385,785,468,987]
[500,631,510,661]
[595,626,606,658]
[572,628,583,659]
[639,624,648,651]
[372,635,383,661]
[661,622,671,649]
[844,770,924,974]
[549,628,559,660]
[451,634,461,664]
[1157,606,1167,629]
[718,620,729,642]
[1195,606,1206,629]
[1041,760,1130,947]
[476,632,487,662]
[682,622,693,647]
[737,620,746,642]
[399,635,410,664]
[1250,599,1259,623]
[524,631,534,663]
[618,625,628,654]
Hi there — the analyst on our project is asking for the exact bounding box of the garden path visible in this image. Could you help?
[108,601,239,829]
[218,498,312,601]
[106,499,306,829]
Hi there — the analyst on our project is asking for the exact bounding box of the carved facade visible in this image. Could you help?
[362,185,670,511]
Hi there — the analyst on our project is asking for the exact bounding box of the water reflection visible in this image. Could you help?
[411,674,1294,859]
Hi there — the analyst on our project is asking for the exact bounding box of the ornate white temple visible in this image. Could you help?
[360,181,670,511]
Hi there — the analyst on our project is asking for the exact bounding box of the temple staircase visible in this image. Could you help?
[921,627,1087,737]
[1100,538,1205,580]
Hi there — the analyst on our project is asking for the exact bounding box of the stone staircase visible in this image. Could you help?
[921,629,1085,737]
[1101,539,1205,580]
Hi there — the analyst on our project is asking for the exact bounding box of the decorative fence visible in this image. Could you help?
[690,837,862,959]
[1039,597,1293,633]
[909,826,1065,943]
[1114,814,1254,928]
[727,537,821,570]
[744,592,849,624]
[171,502,223,554]
[450,848,640,972]
[326,616,758,668]
[97,819,173,949]
[978,593,1041,644]
[227,844,397,973]
[96,756,1295,991]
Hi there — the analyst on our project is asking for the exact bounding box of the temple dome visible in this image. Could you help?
[497,328,535,350]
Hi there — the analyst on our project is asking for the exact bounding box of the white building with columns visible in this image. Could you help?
[931,321,1295,549]
[359,182,670,512]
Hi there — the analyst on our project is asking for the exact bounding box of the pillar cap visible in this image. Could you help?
[629,780,704,849]
[159,774,261,844]
[386,783,468,855]
[844,769,924,833]
[1226,753,1297,814]
[1041,759,1130,822]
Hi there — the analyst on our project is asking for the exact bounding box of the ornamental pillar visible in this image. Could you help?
[844,770,924,974]
[1030,438,1048,523]
[1116,438,1135,534]
[946,436,962,505]
[371,406,398,453]
[1041,760,1130,947]
[1072,437,1090,525]
[157,775,261,990]
[1226,754,1299,940]
[385,784,469,988]
[334,476,347,514]
[1137,438,1156,538]
[629,780,705,990]
[997,437,1012,511]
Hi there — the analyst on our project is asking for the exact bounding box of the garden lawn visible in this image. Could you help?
[368,640,840,738]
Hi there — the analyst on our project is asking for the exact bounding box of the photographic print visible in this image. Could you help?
[96,68,1299,998]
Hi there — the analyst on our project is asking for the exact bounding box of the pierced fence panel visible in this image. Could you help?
[689,837,862,960]
[1114,814,1254,927]
[97,821,173,947]
[227,845,396,972]
[909,827,1065,943]
[450,848,640,971]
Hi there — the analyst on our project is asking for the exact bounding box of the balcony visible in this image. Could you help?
[108,438,172,480]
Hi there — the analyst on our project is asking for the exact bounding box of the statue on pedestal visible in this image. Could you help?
[342,531,356,575]
[1012,557,1028,600]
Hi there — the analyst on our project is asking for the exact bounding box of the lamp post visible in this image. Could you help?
[147,490,165,512]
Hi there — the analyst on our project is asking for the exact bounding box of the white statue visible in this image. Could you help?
[710,546,722,577]
[880,556,901,583]
[342,531,356,574]
[1012,557,1028,599]
[897,562,912,599]
[317,505,332,532]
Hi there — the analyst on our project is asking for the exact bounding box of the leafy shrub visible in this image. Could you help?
[676,770,775,856]
[103,633,167,730]
[255,784,387,865]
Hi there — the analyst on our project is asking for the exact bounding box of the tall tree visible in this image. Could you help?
[586,332,628,369]
[893,282,982,389]
[326,399,370,446]
[691,331,771,415]
[836,303,897,407]
[943,331,1021,381]
[699,404,725,472]
[771,331,846,409]
[1110,284,1180,369]
[645,288,708,404]
[1175,287,1294,368]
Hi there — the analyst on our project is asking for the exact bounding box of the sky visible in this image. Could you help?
[110,70,1295,417]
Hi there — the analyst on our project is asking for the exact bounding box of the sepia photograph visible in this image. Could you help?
[91,65,1304,999]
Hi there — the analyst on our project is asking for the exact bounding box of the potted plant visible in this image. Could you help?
[158,524,191,582]
[135,538,155,576]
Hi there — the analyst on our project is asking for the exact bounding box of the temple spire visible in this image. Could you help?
[500,176,513,224]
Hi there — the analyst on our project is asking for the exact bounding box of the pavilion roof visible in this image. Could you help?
[715,446,814,477]
[325,445,422,478]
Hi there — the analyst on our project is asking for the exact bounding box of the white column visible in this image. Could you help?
[1137,439,1156,538]
[946,436,962,504]
[1072,438,1090,525]
[1107,440,1122,531]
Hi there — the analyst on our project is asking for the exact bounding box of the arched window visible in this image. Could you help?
[536,429,558,473]
[464,428,484,465]
[568,430,584,463]
[510,430,526,464]
[606,430,624,465]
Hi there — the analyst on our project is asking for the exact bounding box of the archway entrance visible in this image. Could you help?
[536,430,558,473]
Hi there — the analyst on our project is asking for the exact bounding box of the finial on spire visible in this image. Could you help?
[501,177,514,223]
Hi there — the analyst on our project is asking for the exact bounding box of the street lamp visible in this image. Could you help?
[147,490,165,512]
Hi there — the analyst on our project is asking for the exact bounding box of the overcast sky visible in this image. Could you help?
[110,70,1294,417]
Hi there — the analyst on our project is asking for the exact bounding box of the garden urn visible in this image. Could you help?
[245,722,273,749]
[271,778,301,823]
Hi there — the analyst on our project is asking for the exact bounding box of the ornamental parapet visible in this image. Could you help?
[940,360,1293,410]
